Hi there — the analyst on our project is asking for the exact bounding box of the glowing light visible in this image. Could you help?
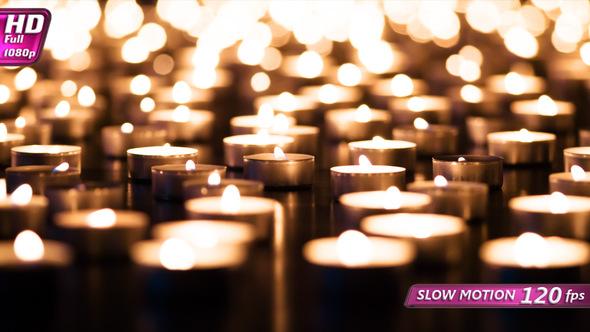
[554,13,583,44]
[53,162,70,172]
[153,54,175,75]
[504,72,526,95]
[504,27,538,59]
[78,86,96,107]
[355,104,372,123]
[172,81,191,104]
[407,97,426,112]
[14,68,37,91]
[185,160,196,171]
[338,63,362,86]
[121,37,149,63]
[261,47,282,71]
[0,123,6,141]
[138,23,166,52]
[237,39,265,66]
[412,220,433,239]
[296,51,323,78]
[274,146,288,161]
[390,74,414,97]
[257,104,274,128]
[414,117,429,130]
[571,165,587,181]
[337,230,373,267]
[466,1,500,33]
[120,123,134,134]
[159,238,195,270]
[14,230,44,262]
[60,81,77,97]
[86,208,117,228]
[358,155,372,169]
[140,97,155,113]
[434,176,449,187]
[9,184,33,206]
[581,43,590,66]
[54,101,71,118]
[104,0,144,38]
[383,186,402,210]
[208,172,221,186]
[251,72,270,92]
[221,185,241,213]
[549,192,569,214]
[272,114,290,133]
[319,84,339,104]
[277,92,296,112]
[514,232,549,267]
[458,157,466,162]
[358,41,393,74]
[130,75,151,95]
[459,60,481,82]
[537,95,557,116]
[15,117,25,129]
[518,128,533,143]
[193,227,219,249]
[460,85,483,103]
[192,67,217,89]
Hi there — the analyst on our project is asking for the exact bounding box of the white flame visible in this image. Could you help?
[514,232,550,267]
[172,105,191,123]
[120,122,134,133]
[390,74,414,97]
[0,123,7,141]
[412,220,433,239]
[15,117,26,129]
[185,160,196,171]
[571,165,587,181]
[458,157,466,162]
[221,185,241,213]
[9,184,32,206]
[383,186,402,210]
[86,208,117,228]
[537,95,558,116]
[407,96,426,112]
[549,192,568,214]
[337,230,373,266]
[518,128,533,143]
[504,72,525,95]
[358,155,372,171]
[14,230,44,262]
[277,92,296,112]
[208,172,221,186]
[130,74,151,95]
[318,84,339,104]
[355,104,372,123]
[434,176,449,187]
[274,146,288,161]
[54,100,71,118]
[257,103,274,128]
[172,81,191,104]
[159,238,195,270]
[53,162,70,172]
[413,117,429,130]
[77,86,96,107]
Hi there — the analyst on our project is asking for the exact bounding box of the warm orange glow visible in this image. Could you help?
[337,230,373,266]
[159,238,195,270]
[221,185,241,213]
[54,101,71,118]
[14,230,44,261]
[537,95,557,116]
[434,176,448,187]
[9,184,33,206]
[383,186,402,210]
[355,104,372,123]
[121,123,134,133]
[274,146,288,160]
[86,208,117,228]
[571,165,587,182]
[208,172,221,186]
[172,105,191,123]
[514,232,549,267]
[185,160,196,171]
[0,123,6,142]
[549,192,568,214]
[414,117,429,130]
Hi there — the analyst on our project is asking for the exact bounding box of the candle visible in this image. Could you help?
[564,147,590,172]
[183,173,264,200]
[486,72,546,98]
[53,208,149,259]
[152,81,214,109]
[185,185,277,240]
[4,116,52,145]
[487,129,556,165]
[6,163,81,195]
[148,106,215,142]
[152,161,226,200]
[299,84,363,110]
[330,155,406,199]
[268,114,319,155]
[101,123,167,158]
[348,136,416,174]
[392,118,458,156]
[44,182,126,215]
[152,220,256,246]
[509,192,590,240]
[11,144,81,168]
[229,104,296,135]
[254,92,319,125]
[127,144,198,180]
[325,105,391,141]
[361,213,466,266]
[432,155,503,188]
[465,116,516,146]
[479,232,590,282]
[0,230,73,268]
[446,84,500,117]
[389,95,452,125]
[0,184,48,239]
[510,95,575,132]
[223,131,294,168]
[369,75,428,109]
[38,101,95,141]
[408,176,488,221]
[243,147,314,187]
[549,165,590,196]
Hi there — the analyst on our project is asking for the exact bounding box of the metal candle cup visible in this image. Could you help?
[389,95,452,125]
[564,147,590,171]
[465,116,516,147]
[0,194,48,239]
[54,209,149,259]
[152,220,256,246]
[5,165,81,195]
[510,98,575,132]
[432,155,503,188]
[39,108,95,140]
[101,125,167,158]
[361,213,466,266]
[270,125,319,156]
[370,77,428,109]
[183,178,264,200]
[0,237,73,269]
[0,133,25,166]
[223,134,294,168]
[127,145,198,180]
[44,182,126,215]
[487,131,555,165]
[229,115,296,135]
[325,108,391,142]
[348,139,416,174]
[148,109,215,142]
[243,153,314,187]
[330,165,406,199]
[392,124,458,157]
[254,94,318,125]
[549,172,590,196]
[11,145,81,168]
[152,164,227,200]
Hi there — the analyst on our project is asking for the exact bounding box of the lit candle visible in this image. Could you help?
[0,184,48,238]
[243,147,314,187]
[486,72,546,98]
[299,84,363,110]
[11,144,81,168]
[330,155,406,199]
[5,163,81,195]
[564,147,590,172]
[222,130,294,168]
[152,81,214,109]
[148,106,215,142]
[432,155,503,188]
[54,208,149,259]
[510,95,575,132]
[509,192,590,240]
[0,123,25,166]
[151,161,226,200]
[408,176,488,221]
[348,136,416,174]
[446,84,500,118]
[127,144,198,180]
[183,173,264,200]
[392,118,459,157]
[549,165,590,196]
[185,185,277,240]
[101,123,167,158]
[487,129,556,165]
[152,220,256,246]
[465,116,515,147]
[254,92,319,125]
[269,114,319,155]
[325,105,391,141]
[0,230,73,268]
[44,182,126,215]
[361,213,466,266]
[4,116,52,145]
[369,75,428,109]
[38,100,95,141]
[389,95,452,125]
[479,232,590,282]
[229,104,296,135]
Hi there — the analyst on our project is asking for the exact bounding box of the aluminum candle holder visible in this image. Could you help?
[432,155,503,188]
[11,145,81,169]
[243,152,314,187]
[487,130,555,165]
[127,145,199,180]
[152,164,226,200]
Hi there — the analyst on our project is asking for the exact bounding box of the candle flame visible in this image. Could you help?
[414,117,429,130]
[159,238,195,270]
[514,232,549,267]
[221,185,241,213]
[274,146,288,160]
[549,192,569,214]
[257,103,274,128]
[15,116,26,129]
[571,165,587,181]
[86,208,117,228]
[49,146,61,154]
[390,74,414,97]
[355,104,372,123]
[193,227,219,249]
[140,97,155,113]
[0,178,6,201]
[383,186,402,210]
[207,172,221,185]
[337,230,372,266]
[0,123,7,141]
[172,105,191,123]
[407,96,425,112]
[172,81,191,104]
[458,157,466,162]
[504,72,525,95]
[358,155,372,170]
[185,160,196,171]
[9,184,32,206]
[319,84,339,104]
[537,95,557,116]
[518,128,533,143]
[372,136,385,143]
[54,100,71,118]
[434,175,449,187]
[120,122,134,133]
[277,92,296,112]
[257,128,269,138]
[53,162,69,172]
[460,84,483,103]
[78,86,96,107]
[14,230,44,262]
[271,114,289,133]
[130,74,151,95]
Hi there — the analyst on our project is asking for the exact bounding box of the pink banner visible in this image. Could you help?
[0,8,51,66]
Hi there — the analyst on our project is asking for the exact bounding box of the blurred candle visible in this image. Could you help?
[101,123,167,158]
[549,165,590,196]
[223,130,294,168]
[11,145,81,168]
[487,129,555,165]
[392,118,458,156]
[564,147,590,172]
[325,105,391,141]
[151,162,226,200]
[510,95,575,132]
[432,155,503,188]
[243,147,314,187]
[348,136,416,174]
[148,106,215,142]
[0,123,25,166]
[127,144,198,180]
[0,184,48,239]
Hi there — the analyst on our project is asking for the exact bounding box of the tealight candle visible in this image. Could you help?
[487,129,555,165]
[38,101,95,140]
[0,124,24,166]
[4,116,52,145]
[369,75,428,109]
[465,116,516,146]
[564,147,590,172]
[299,84,362,110]
[101,123,167,158]
[152,161,226,200]
[229,104,296,135]
[54,208,149,259]
[152,220,256,246]
[330,155,406,199]
[389,95,452,125]
[0,230,73,269]
[509,192,590,240]
[510,95,575,132]
[407,176,488,221]
[479,232,590,283]
[0,184,48,238]
[11,145,81,168]
[44,182,126,216]
[6,163,81,195]
[148,106,215,142]
[432,155,503,188]
[348,136,416,174]
[127,144,198,180]
[223,131,294,168]
[185,185,277,240]
[486,72,546,99]
[268,114,319,155]
[549,166,590,196]
[392,118,458,156]
[183,173,264,200]
[254,92,319,125]
[243,147,314,187]
[361,213,466,266]
[152,82,214,109]
[325,105,391,141]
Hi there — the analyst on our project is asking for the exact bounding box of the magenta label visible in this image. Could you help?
[0,8,51,66]
[405,284,590,308]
